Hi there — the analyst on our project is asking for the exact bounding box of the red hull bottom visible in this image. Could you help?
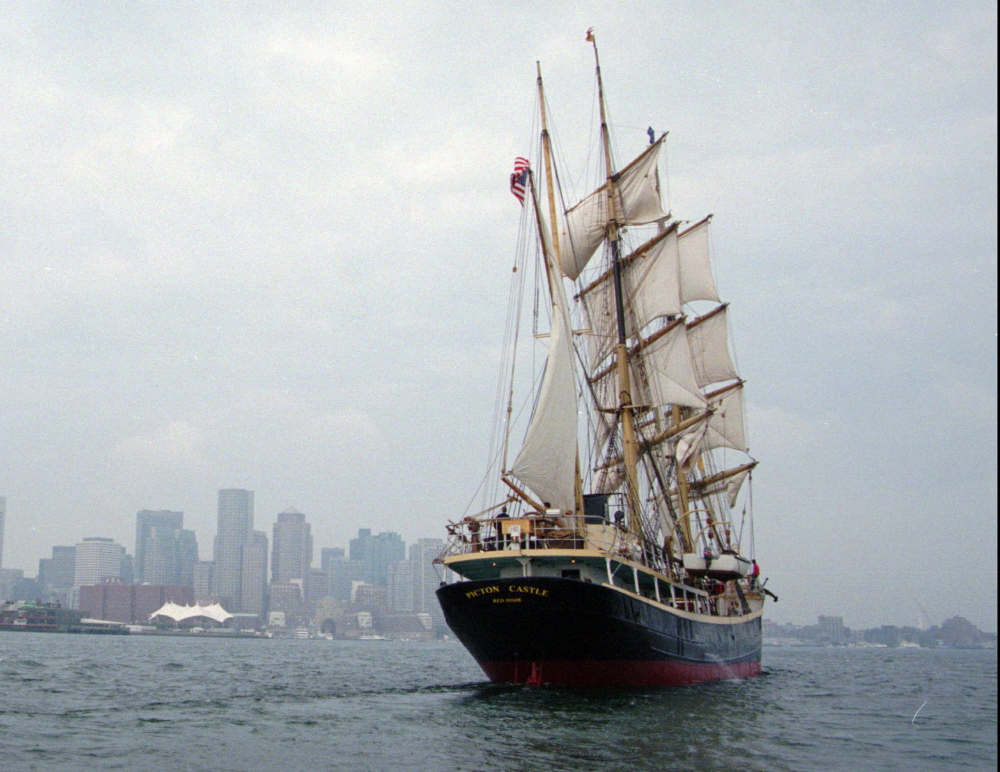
[479,658,761,687]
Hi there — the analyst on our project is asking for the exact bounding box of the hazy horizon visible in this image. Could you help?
[1,3,996,632]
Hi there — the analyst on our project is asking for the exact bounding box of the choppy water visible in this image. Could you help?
[0,634,995,771]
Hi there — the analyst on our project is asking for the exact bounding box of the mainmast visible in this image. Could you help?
[588,30,642,538]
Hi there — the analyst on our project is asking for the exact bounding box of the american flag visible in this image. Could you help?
[510,157,530,205]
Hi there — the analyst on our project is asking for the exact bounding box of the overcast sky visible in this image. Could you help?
[1,2,995,631]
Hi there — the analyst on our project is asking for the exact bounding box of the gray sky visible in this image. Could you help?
[1,2,996,631]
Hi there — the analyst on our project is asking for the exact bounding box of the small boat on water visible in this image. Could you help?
[435,29,773,687]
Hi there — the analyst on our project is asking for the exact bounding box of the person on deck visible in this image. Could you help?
[494,508,509,550]
[750,559,761,589]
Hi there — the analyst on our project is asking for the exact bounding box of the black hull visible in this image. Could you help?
[437,577,761,686]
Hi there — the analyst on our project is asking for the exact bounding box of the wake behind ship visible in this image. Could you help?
[436,30,773,687]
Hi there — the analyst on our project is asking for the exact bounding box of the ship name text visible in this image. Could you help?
[465,585,551,600]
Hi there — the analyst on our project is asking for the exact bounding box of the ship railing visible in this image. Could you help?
[440,514,585,557]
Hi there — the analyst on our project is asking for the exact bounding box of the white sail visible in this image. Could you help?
[677,466,748,508]
[579,224,686,369]
[703,383,748,453]
[580,282,617,369]
[675,420,709,469]
[627,225,683,330]
[509,214,578,512]
[688,306,739,388]
[678,217,720,304]
[640,324,707,409]
[559,138,667,280]
[726,469,749,508]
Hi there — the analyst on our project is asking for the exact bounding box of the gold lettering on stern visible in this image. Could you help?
[508,586,549,597]
[464,585,501,599]
[465,584,551,601]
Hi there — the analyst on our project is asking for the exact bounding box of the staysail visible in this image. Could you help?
[508,200,578,512]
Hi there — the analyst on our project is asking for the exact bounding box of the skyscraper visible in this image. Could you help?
[38,545,76,604]
[322,547,364,602]
[143,527,198,586]
[241,530,268,616]
[134,510,183,583]
[212,489,254,609]
[271,508,313,584]
[349,529,405,588]
[72,537,125,608]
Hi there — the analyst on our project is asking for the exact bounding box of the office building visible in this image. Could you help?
[38,546,76,604]
[72,537,125,608]
[271,509,313,586]
[193,561,214,601]
[323,548,365,602]
[143,526,198,587]
[349,529,405,588]
[212,489,254,609]
[241,530,268,616]
[134,510,182,583]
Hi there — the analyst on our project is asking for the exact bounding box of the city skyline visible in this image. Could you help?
[0,485,990,634]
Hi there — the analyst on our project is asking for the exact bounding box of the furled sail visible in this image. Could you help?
[509,215,578,512]
[559,137,667,280]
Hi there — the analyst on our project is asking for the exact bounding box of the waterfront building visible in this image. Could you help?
[79,579,193,624]
[268,579,304,624]
[212,489,254,609]
[149,601,233,629]
[352,583,388,615]
[349,529,405,588]
[241,530,268,615]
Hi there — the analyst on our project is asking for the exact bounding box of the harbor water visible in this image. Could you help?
[0,633,996,771]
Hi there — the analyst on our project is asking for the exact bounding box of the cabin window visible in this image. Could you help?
[561,569,581,580]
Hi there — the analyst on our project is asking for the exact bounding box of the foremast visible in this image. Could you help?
[536,62,586,524]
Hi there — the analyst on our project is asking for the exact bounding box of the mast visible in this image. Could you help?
[588,30,642,537]
[537,62,585,521]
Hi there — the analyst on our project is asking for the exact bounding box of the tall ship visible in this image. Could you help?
[436,31,773,687]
